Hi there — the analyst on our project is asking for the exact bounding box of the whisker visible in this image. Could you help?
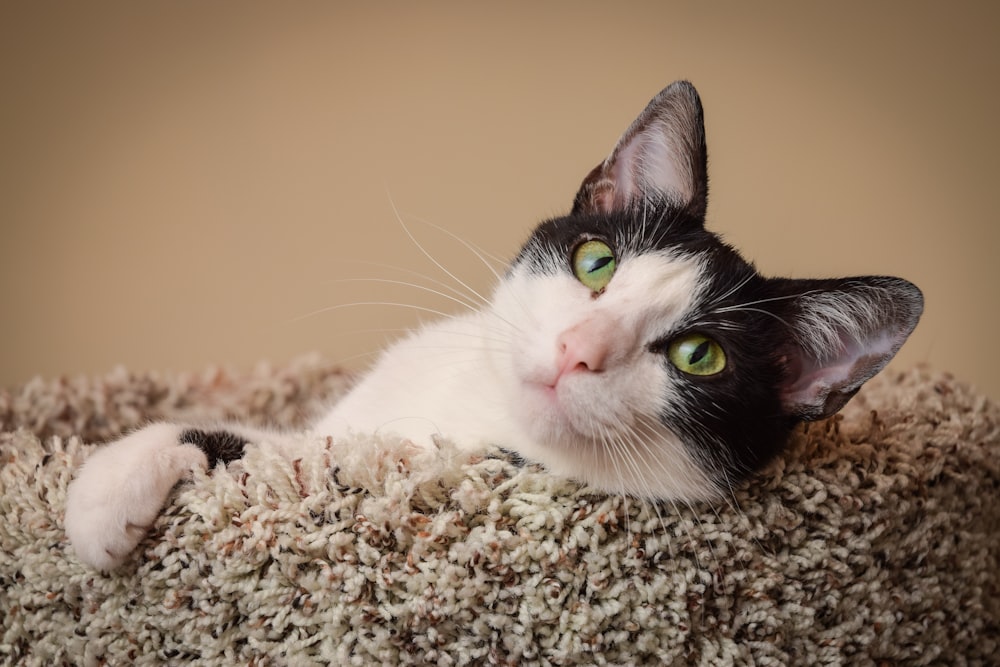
[593,415,681,559]
[332,277,480,313]
[385,192,496,309]
[705,272,756,308]
[404,214,509,283]
[704,306,794,328]
[627,413,716,569]
[714,288,825,313]
[327,348,387,367]
[336,259,487,308]
[292,301,456,322]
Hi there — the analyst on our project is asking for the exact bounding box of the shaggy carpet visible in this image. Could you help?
[1,356,998,666]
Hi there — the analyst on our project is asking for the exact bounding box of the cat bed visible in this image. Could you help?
[1,355,998,665]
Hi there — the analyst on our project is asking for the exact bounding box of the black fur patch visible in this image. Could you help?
[495,448,529,468]
[179,429,247,468]
[511,198,806,489]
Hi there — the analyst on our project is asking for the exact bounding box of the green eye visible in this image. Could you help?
[667,333,727,376]
[572,240,616,293]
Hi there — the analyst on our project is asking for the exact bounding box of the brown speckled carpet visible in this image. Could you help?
[1,357,998,665]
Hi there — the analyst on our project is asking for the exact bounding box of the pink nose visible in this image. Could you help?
[554,321,612,383]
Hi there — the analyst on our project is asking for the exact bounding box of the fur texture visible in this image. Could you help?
[63,81,923,571]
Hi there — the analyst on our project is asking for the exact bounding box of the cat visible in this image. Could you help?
[65,81,924,571]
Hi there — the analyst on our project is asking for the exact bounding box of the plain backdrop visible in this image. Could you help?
[2,2,998,400]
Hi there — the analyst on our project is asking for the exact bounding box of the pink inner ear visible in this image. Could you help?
[781,331,900,419]
[610,123,691,210]
[571,82,707,217]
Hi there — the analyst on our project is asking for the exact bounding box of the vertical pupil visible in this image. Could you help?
[688,340,710,365]
[589,256,612,273]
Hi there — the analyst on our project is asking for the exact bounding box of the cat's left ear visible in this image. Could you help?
[572,80,709,218]
[769,276,924,421]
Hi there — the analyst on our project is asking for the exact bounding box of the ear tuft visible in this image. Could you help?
[771,276,924,421]
[573,81,708,218]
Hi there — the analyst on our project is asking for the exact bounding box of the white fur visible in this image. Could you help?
[65,80,723,570]
[320,250,715,500]
[66,423,292,570]
[489,251,715,499]
[64,424,205,571]
[66,250,717,570]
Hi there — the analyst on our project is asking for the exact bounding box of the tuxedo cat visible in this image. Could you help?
[66,81,923,571]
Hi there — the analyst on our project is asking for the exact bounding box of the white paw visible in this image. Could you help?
[64,423,208,571]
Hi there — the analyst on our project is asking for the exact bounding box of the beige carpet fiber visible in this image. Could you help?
[1,356,998,665]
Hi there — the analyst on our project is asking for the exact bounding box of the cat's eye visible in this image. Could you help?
[572,240,616,293]
[667,333,727,376]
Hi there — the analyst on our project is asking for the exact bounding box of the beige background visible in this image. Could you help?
[2,2,998,400]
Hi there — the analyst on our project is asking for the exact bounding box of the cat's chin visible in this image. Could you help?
[517,380,599,444]
[507,380,719,502]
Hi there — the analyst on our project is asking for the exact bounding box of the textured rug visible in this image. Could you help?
[1,356,998,666]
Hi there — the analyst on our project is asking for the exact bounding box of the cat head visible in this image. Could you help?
[488,81,923,501]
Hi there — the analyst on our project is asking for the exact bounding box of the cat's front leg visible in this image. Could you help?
[64,423,249,571]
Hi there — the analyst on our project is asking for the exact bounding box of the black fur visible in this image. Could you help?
[504,81,922,493]
[513,200,794,486]
[179,429,248,468]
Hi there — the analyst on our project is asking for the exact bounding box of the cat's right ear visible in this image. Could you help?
[572,80,709,218]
